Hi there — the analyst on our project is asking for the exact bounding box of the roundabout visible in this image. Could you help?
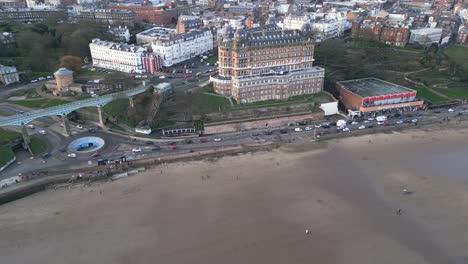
[68,136,105,153]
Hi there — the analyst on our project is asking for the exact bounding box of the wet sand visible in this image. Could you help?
[1,128,468,264]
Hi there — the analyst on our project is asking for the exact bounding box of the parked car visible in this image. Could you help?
[294,127,303,132]
[27,124,35,129]
[305,126,312,131]
[169,145,177,150]
[76,125,83,129]
[358,125,366,130]
[145,141,154,145]
[67,153,77,158]
[448,108,455,112]
[280,129,288,134]
[132,148,142,153]
[411,119,418,123]
[38,130,47,135]
[91,152,100,157]
[88,128,96,133]
[342,127,350,132]
[42,152,51,159]
[214,138,222,142]
[199,138,208,143]
[152,146,161,151]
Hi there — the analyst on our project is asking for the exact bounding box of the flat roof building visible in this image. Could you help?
[137,27,213,67]
[336,78,424,114]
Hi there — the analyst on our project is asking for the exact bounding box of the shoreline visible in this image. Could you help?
[2,119,468,206]
[1,121,468,263]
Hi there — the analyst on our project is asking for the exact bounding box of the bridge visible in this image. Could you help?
[0,85,147,127]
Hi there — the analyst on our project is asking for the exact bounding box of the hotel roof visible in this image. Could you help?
[337,78,415,98]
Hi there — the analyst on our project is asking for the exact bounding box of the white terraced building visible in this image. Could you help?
[136,27,213,67]
[89,38,145,73]
[282,14,313,30]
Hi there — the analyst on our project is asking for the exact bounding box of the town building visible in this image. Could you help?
[0,64,19,86]
[210,25,325,104]
[175,15,203,33]
[78,9,136,27]
[142,52,163,74]
[352,20,411,47]
[312,19,345,40]
[409,27,443,46]
[0,8,67,23]
[282,13,313,30]
[26,0,60,9]
[456,24,468,46]
[106,3,178,25]
[0,32,14,44]
[54,68,73,92]
[89,38,146,73]
[0,0,25,8]
[108,25,131,42]
[335,78,424,115]
[44,68,83,96]
[136,27,213,67]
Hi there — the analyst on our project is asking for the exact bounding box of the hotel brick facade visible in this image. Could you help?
[210,25,325,104]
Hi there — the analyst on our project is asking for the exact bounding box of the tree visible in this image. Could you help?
[60,56,82,73]
[16,31,53,71]
[104,72,135,90]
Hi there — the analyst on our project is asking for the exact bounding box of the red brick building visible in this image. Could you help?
[142,52,162,74]
[352,20,410,47]
[457,25,468,46]
[106,3,178,25]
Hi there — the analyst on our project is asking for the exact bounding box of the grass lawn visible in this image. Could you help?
[29,136,47,155]
[10,88,40,98]
[11,98,69,108]
[191,92,231,114]
[0,128,21,142]
[0,144,15,166]
[153,120,176,129]
[413,86,451,104]
[232,92,325,110]
[103,99,138,127]
[433,88,468,99]
[206,55,218,64]
[444,46,468,70]
[31,72,53,79]
[77,70,107,79]
[0,128,21,167]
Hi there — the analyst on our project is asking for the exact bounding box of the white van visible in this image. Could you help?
[376,116,387,122]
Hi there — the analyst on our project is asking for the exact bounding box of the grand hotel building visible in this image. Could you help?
[210,24,325,104]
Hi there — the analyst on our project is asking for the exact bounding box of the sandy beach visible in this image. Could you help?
[1,127,468,264]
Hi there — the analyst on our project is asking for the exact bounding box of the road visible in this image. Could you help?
[1,104,466,181]
[0,80,49,100]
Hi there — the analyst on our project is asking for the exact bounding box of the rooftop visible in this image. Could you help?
[337,78,415,98]
[54,68,73,76]
[137,27,210,43]
[90,38,145,53]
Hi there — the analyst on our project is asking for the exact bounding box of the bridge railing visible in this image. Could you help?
[0,85,147,127]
